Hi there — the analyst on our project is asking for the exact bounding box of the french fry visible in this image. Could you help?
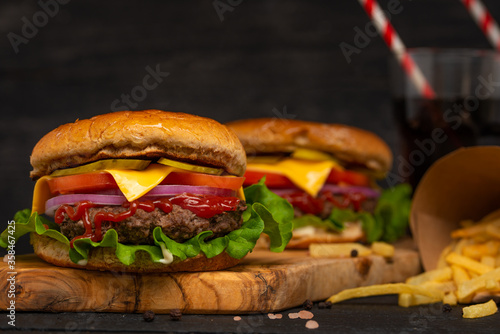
[452,224,485,239]
[450,265,471,303]
[309,243,371,258]
[437,245,452,269]
[451,265,470,285]
[463,242,499,260]
[486,224,500,240]
[457,267,500,300]
[398,280,456,307]
[452,238,474,255]
[397,293,412,307]
[443,291,457,306]
[397,293,441,307]
[481,256,496,268]
[485,279,499,290]
[423,281,456,294]
[406,267,452,285]
[452,220,492,239]
[371,241,394,258]
[462,299,498,319]
[326,283,443,305]
[446,252,494,275]
[468,271,480,279]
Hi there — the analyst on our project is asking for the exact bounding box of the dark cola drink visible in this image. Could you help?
[393,97,500,189]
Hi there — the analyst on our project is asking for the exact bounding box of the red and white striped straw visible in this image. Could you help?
[461,0,500,50]
[357,0,436,99]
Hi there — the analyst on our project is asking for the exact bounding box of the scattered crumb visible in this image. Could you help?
[143,310,155,322]
[298,310,314,320]
[288,312,300,319]
[169,308,182,321]
[303,299,313,310]
[274,314,282,319]
[233,316,242,321]
[305,320,319,329]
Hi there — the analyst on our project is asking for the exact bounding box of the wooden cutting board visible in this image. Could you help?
[0,247,421,314]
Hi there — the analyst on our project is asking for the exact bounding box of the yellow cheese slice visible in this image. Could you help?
[32,175,53,214]
[237,186,245,201]
[106,164,176,202]
[247,158,339,197]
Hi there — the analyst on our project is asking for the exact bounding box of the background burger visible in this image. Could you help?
[226,118,411,248]
[1,110,293,272]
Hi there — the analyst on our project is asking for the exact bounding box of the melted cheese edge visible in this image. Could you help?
[247,158,341,197]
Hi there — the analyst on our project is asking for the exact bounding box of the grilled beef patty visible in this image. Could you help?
[59,202,247,244]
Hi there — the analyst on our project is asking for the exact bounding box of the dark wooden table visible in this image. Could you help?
[1,296,499,333]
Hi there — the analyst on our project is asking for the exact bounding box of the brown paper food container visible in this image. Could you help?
[410,146,500,271]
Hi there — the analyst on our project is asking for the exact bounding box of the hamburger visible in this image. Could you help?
[226,118,411,248]
[1,110,293,272]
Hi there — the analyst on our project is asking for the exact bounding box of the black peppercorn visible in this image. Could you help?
[350,249,358,257]
[170,308,182,321]
[318,301,332,309]
[303,299,313,310]
[143,310,155,322]
[442,304,452,313]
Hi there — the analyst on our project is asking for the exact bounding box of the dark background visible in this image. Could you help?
[1,0,499,254]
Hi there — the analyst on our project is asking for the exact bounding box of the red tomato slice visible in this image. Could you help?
[327,169,370,187]
[243,171,296,188]
[244,169,370,188]
[47,171,245,195]
[47,172,118,195]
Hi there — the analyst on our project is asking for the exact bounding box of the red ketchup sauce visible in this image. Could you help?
[281,191,367,216]
[54,194,241,247]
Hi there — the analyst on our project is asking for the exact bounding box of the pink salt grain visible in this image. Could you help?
[305,320,319,329]
[298,310,314,320]
[268,313,283,319]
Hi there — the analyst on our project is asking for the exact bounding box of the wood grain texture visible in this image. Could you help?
[0,248,421,314]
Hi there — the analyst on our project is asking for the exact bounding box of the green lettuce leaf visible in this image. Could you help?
[290,183,412,243]
[375,183,412,242]
[1,179,294,266]
[292,214,344,232]
[243,178,293,252]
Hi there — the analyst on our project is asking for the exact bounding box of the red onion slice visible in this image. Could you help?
[45,194,127,217]
[144,185,235,197]
[270,185,380,198]
[320,184,380,198]
[44,185,237,217]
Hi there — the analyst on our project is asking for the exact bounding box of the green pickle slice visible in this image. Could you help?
[157,157,223,175]
[50,159,151,176]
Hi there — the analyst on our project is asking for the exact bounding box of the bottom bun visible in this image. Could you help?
[30,233,242,273]
[286,222,364,249]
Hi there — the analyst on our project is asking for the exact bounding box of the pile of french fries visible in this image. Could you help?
[319,211,500,319]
